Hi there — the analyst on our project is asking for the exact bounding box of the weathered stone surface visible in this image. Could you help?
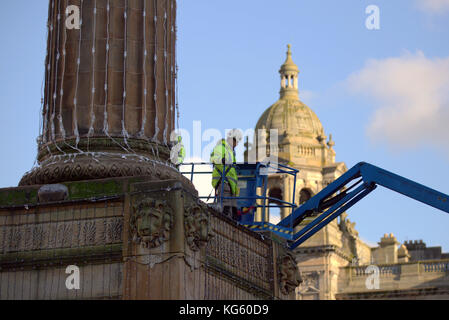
[0,263,123,300]
[38,184,69,203]
[20,139,186,186]
[2,175,300,300]
[20,0,178,186]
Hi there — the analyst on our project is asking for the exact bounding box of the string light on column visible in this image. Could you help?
[43,0,56,145]
[163,4,169,145]
[121,1,130,147]
[139,0,148,138]
[100,0,131,154]
[50,1,65,156]
[50,6,61,142]
[174,6,180,132]
[103,0,110,137]
[58,0,67,141]
[170,1,175,131]
[152,0,159,142]
[39,23,48,147]
[88,0,98,141]
[73,0,84,147]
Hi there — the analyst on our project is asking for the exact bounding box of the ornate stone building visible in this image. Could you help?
[253,45,449,300]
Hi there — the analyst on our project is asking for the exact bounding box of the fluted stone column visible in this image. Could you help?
[21,0,180,186]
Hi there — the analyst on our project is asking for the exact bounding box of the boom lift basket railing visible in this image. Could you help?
[180,162,299,237]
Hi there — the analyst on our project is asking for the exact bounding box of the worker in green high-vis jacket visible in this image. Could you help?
[170,134,186,168]
[210,129,243,220]
[176,135,186,165]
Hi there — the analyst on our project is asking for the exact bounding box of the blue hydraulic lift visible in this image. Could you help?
[181,162,449,250]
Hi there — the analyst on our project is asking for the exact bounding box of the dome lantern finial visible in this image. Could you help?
[279,44,300,99]
[327,134,335,149]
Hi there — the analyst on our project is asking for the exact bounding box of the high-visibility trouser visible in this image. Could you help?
[212,166,237,195]
[214,180,237,210]
[212,175,237,193]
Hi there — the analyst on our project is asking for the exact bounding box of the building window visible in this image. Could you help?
[269,187,283,204]
[268,187,283,224]
[299,188,312,205]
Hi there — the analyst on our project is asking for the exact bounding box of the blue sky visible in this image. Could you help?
[1,0,449,251]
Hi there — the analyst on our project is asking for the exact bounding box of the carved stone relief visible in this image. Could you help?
[297,271,320,296]
[0,217,123,253]
[206,231,270,284]
[278,252,303,295]
[184,203,214,251]
[339,212,359,258]
[130,198,172,249]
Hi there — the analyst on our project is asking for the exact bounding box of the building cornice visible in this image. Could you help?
[294,244,353,262]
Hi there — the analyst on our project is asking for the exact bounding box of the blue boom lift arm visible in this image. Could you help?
[181,161,449,251]
[280,162,449,250]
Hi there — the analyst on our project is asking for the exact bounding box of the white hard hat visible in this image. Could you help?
[227,128,243,143]
[170,131,182,143]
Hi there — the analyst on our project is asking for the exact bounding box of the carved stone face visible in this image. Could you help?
[131,199,172,249]
[138,203,161,240]
[184,205,214,251]
[279,253,303,295]
[195,209,210,240]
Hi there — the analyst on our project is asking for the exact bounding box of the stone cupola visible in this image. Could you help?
[279,44,300,100]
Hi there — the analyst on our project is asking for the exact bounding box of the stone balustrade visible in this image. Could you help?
[337,259,449,299]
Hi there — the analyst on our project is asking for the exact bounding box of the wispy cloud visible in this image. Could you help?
[346,51,449,154]
[415,0,449,13]
[299,89,314,103]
